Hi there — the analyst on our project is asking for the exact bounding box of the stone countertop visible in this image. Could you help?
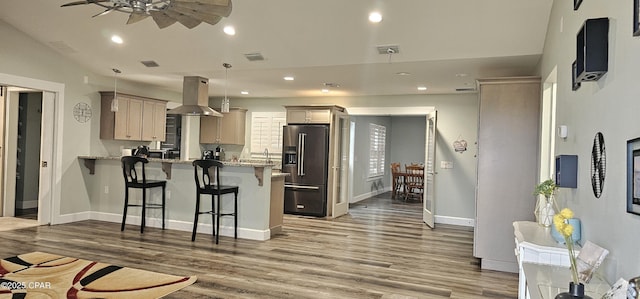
[78,155,286,182]
[78,156,277,168]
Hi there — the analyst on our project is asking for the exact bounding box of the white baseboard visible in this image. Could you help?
[351,187,391,203]
[89,212,271,241]
[54,212,91,224]
[435,215,475,227]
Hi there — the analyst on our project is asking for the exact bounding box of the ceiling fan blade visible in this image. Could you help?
[163,10,202,28]
[61,0,110,7]
[172,0,232,17]
[91,7,116,17]
[150,11,178,28]
[127,13,149,24]
[167,6,223,25]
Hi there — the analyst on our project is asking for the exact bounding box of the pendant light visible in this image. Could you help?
[221,63,232,113]
[111,68,121,112]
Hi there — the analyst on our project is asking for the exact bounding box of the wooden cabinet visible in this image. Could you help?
[286,108,331,124]
[200,108,247,145]
[474,77,541,272]
[141,100,166,142]
[100,92,167,141]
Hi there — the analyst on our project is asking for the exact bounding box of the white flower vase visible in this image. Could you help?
[535,197,555,227]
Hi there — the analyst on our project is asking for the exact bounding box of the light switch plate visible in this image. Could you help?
[440,161,453,169]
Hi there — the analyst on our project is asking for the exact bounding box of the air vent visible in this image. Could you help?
[376,45,400,55]
[48,41,77,54]
[141,60,160,67]
[244,52,265,61]
[455,87,476,92]
[323,82,340,88]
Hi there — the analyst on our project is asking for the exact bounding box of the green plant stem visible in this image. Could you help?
[565,235,579,284]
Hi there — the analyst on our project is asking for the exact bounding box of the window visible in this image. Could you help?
[369,123,386,177]
[250,112,286,156]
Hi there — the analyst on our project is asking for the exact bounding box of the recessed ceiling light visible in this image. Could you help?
[111,35,123,44]
[223,25,236,36]
[321,89,329,93]
[241,91,249,95]
[283,76,294,81]
[417,86,427,91]
[395,72,411,76]
[369,12,382,23]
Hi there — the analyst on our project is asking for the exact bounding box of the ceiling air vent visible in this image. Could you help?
[141,60,160,67]
[244,52,265,61]
[376,45,400,55]
[455,87,476,92]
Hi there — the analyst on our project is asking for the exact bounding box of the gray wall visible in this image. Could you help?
[390,116,426,167]
[540,1,640,281]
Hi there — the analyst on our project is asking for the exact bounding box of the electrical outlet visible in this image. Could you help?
[440,161,454,169]
[104,186,109,194]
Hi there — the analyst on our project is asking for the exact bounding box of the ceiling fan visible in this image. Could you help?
[60,0,232,29]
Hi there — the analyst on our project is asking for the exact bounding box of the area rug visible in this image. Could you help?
[0,252,197,298]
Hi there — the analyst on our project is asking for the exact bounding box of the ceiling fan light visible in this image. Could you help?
[111,35,123,44]
[223,25,236,35]
[369,12,382,23]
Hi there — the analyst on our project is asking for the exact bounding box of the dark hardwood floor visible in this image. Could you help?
[0,192,518,298]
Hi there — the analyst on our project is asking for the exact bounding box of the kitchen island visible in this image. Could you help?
[78,156,286,241]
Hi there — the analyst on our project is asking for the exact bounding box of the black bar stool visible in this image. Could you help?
[192,159,239,244]
[120,156,167,233]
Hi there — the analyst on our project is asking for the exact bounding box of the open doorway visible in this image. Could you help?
[1,72,62,226]
[13,92,43,220]
[346,106,436,227]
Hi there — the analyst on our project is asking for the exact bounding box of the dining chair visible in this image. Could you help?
[390,163,403,199]
[404,164,424,201]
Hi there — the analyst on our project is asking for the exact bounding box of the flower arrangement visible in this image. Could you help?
[534,179,559,226]
[553,208,579,284]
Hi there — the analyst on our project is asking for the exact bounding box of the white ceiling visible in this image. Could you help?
[0,0,553,98]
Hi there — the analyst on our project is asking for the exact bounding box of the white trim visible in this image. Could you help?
[434,215,474,227]
[55,211,91,224]
[0,73,64,226]
[351,187,391,203]
[90,212,271,241]
[346,106,435,116]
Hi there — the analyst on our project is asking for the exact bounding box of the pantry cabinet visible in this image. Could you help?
[100,91,167,141]
[200,107,247,145]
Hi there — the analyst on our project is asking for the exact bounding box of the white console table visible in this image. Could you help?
[513,221,609,299]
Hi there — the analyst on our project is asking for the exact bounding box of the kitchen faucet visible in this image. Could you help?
[264,148,271,164]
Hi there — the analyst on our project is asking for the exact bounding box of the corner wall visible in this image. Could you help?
[540,0,640,280]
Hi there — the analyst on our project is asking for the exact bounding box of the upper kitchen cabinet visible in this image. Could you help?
[286,107,332,124]
[100,92,167,141]
[200,107,247,145]
[141,100,167,142]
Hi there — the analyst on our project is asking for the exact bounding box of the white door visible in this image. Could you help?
[331,114,350,217]
[38,91,54,224]
[0,87,5,216]
[423,111,437,227]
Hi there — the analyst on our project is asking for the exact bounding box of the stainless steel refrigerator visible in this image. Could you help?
[282,125,329,216]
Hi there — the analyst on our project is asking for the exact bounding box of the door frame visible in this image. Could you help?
[346,106,436,223]
[0,73,64,225]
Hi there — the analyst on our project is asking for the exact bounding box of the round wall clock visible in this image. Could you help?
[73,102,92,123]
[590,132,606,198]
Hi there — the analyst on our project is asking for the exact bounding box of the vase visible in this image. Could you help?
[555,282,592,299]
[535,197,554,227]
[551,218,581,244]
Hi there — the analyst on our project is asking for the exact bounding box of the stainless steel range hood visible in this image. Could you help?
[167,76,223,117]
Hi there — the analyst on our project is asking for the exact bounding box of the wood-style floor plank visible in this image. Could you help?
[0,192,518,298]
